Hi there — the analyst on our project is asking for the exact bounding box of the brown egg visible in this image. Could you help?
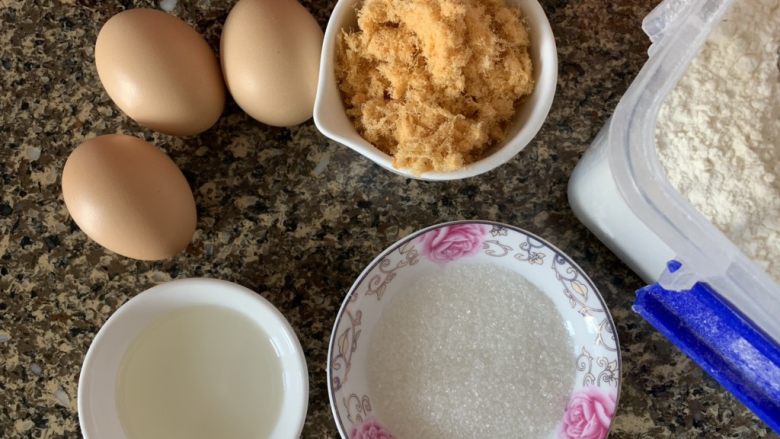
[95,9,225,136]
[62,135,196,260]
[220,0,323,127]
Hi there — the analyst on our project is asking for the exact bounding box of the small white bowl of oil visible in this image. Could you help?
[78,278,308,439]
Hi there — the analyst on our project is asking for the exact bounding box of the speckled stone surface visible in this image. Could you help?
[0,0,776,438]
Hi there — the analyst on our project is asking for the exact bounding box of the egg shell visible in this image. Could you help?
[221,0,323,127]
[95,9,225,136]
[62,135,197,261]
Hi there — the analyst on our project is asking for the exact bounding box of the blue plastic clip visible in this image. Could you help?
[634,269,780,433]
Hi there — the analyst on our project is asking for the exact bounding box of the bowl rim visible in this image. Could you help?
[313,0,559,181]
[327,220,623,437]
[77,278,309,439]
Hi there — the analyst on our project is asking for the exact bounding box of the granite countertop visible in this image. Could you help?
[0,0,775,437]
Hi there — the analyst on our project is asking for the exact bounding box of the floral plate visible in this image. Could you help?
[328,221,621,439]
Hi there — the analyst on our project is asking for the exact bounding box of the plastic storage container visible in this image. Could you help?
[568,0,780,430]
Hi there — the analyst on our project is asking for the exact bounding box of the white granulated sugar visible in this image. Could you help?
[368,263,574,438]
[656,0,780,282]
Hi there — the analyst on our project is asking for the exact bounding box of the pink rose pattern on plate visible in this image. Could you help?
[350,418,395,439]
[419,224,488,263]
[560,387,616,439]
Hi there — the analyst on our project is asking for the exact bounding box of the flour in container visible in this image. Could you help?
[655,0,780,282]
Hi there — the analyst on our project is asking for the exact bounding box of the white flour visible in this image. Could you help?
[656,0,780,283]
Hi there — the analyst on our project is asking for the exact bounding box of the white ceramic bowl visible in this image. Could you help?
[78,278,308,439]
[314,0,558,180]
[328,221,621,438]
